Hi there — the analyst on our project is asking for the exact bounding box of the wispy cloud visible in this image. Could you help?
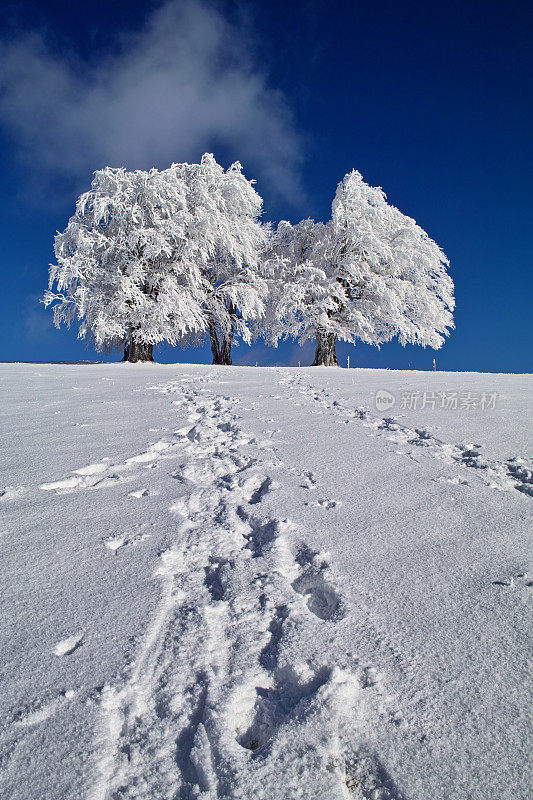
[0,0,303,202]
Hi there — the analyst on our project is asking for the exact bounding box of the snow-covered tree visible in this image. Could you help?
[45,166,203,361]
[260,218,334,352]
[44,154,268,363]
[183,154,268,365]
[264,170,454,365]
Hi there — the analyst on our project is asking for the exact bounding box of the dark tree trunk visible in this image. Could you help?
[209,321,233,365]
[311,329,339,366]
[122,338,154,363]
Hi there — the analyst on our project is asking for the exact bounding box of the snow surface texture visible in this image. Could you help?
[0,364,531,800]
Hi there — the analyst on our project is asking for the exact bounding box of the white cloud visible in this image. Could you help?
[0,0,303,202]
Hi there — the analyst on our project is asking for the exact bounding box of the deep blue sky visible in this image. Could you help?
[0,0,531,371]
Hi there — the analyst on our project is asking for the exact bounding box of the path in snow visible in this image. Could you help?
[53,379,398,800]
[275,372,533,498]
[1,364,530,800]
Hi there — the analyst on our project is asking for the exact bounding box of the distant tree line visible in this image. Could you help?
[44,154,454,365]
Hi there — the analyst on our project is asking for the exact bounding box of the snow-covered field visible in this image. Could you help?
[1,363,531,800]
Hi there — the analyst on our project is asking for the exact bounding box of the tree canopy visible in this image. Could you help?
[263,170,454,365]
[45,162,454,365]
[44,154,268,362]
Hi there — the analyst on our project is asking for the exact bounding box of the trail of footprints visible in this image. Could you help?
[276,373,533,499]
[84,381,399,800]
[6,372,527,798]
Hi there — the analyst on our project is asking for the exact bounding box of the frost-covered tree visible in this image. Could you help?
[260,218,334,353]
[45,166,204,362]
[44,155,268,363]
[264,171,454,365]
[184,155,268,365]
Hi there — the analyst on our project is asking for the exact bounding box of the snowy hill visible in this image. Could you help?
[0,363,531,800]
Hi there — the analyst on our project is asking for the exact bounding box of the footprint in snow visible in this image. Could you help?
[456,447,487,469]
[105,536,128,553]
[299,470,317,489]
[305,498,341,510]
[506,458,533,497]
[128,488,154,498]
[492,572,532,588]
[343,748,407,800]
[241,516,280,558]
[292,544,345,621]
[236,664,332,753]
[242,475,273,505]
[103,530,151,553]
[360,665,380,689]
[203,557,232,601]
[435,475,469,486]
[54,633,84,656]
[259,605,290,671]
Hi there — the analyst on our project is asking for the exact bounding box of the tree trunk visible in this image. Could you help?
[209,321,233,365]
[122,338,154,363]
[311,329,339,366]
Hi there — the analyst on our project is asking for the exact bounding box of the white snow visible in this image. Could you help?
[54,633,85,657]
[0,362,531,800]
[264,171,454,357]
[45,155,268,358]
